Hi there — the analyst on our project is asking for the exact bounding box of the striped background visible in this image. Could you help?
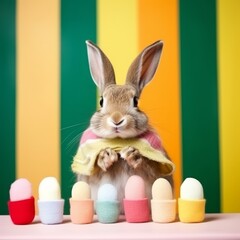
[1,0,240,214]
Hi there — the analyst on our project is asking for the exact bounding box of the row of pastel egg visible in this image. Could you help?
[8,176,206,225]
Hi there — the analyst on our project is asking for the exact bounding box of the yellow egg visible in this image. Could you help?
[152,178,173,200]
[71,181,91,200]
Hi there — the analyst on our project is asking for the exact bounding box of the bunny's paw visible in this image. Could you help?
[120,146,143,169]
[97,148,118,171]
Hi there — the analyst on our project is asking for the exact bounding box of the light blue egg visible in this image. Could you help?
[97,184,117,201]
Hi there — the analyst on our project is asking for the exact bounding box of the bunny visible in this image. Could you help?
[74,40,174,211]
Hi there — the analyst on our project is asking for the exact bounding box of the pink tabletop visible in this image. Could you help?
[0,214,240,240]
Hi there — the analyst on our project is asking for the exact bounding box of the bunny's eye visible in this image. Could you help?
[99,96,104,107]
[133,96,138,108]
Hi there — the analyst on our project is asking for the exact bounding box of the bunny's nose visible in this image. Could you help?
[113,119,124,126]
[108,112,126,127]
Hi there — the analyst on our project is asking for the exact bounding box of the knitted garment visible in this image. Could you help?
[72,128,175,176]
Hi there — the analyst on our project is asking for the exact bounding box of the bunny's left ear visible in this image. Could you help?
[125,40,163,96]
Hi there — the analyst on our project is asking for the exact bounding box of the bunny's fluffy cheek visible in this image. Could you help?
[90,109,149,138]
[102,116,144,138]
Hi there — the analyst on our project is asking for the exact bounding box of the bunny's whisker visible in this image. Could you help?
[61,122,88,131]
[66,131,84,148]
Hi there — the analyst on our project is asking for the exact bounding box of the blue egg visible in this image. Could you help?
[97,184,117,201]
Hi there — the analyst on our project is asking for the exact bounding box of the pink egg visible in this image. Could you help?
[125,175,146,200]
[10,178,32,201]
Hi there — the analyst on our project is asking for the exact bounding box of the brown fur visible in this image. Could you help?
[78,40,173,212]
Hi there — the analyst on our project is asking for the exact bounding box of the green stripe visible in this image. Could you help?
[180,0,220,213]
[61,0,97,214]
[0,0,16,214]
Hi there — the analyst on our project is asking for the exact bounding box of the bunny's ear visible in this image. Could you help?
[126,40,163,96]
[86,40,116,93]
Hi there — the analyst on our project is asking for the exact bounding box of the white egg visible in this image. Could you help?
[180,178,204,200]
[39,177,61,200]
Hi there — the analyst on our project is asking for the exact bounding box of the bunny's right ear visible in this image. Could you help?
[86,40,116,93]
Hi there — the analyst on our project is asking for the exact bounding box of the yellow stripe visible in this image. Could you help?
[97,0,138,85]
[17,0,60,200]
[218,0,240,212]
[138,0,182,199]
